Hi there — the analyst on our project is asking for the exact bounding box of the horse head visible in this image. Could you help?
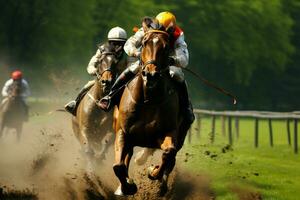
[140,19,170,101]
[96,42,124,95]
[9,81,22,99]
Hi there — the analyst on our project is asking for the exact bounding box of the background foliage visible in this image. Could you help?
[0,0,299,110]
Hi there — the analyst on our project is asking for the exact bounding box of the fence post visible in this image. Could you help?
[268,119,273,147]
[235,117,239,139]
[255,118,259,148]
[221,116,226,136]
[294,119,298,154]
[228,116,233,145]
[287,119,291,146]
[211,115,216,143]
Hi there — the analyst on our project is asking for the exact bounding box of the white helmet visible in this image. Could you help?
[107,27,127,41]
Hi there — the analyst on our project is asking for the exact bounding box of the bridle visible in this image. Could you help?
[95,51,122,80]
[141,30,170,75]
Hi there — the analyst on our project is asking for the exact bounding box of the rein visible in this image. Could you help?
[144,30,169,37]
[95,50,122,80]
[183,68,237,105]
[89,49,123,106]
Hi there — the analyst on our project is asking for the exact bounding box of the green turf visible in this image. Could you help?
[180,117,300,200]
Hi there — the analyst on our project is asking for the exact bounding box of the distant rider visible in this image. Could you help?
[1,70,30,121]
[64,26,128,115]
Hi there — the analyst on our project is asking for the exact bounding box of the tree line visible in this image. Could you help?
[0,0,299,110]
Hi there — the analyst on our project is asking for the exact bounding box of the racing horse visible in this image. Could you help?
[72,43,127,169]
[0,81,27,141]
[112,22,190,196]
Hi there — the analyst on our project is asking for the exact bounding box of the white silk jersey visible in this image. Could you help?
[2,79,30,99]
[124,27,189,68]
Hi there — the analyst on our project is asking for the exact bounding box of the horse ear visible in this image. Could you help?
[142,17,153,32]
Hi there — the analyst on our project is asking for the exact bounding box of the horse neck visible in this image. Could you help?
[90,79,104,99]
[127,75,145,103]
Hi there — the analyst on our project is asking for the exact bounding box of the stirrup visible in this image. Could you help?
[97,96,112,112]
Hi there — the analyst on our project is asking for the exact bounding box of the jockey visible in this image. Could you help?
[98,11,195,124]
[64,26,128,115]
[1,70,30,120]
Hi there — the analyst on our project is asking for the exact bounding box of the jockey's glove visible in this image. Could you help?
[134,51,141,57]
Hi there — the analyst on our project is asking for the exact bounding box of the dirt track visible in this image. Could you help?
[0,111,216,200]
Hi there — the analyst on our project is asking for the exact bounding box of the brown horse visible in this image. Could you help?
[0,81,27,141]
[72,43,127,170]
[112,25,190,196]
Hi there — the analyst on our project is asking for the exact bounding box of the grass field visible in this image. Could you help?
[180,117,300,200]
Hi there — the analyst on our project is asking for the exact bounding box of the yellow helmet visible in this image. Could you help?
[155,11,176,29]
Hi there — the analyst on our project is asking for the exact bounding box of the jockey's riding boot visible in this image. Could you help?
[65,87,89,116]
[98,68,135,112]
[64,100,77,115]
[178,81,195,125]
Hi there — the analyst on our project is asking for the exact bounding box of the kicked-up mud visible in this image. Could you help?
[0,108,216,200]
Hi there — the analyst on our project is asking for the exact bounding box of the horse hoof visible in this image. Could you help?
[114,179,137,196]
[147,165,160,180]
[114,184,124,196]
[123,179,137,195]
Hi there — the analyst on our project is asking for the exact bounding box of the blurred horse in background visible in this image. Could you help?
[0,81,27,141]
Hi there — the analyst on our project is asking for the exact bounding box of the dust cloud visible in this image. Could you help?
[0,104,215,200]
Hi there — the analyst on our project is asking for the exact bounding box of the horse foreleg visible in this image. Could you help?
[79,128,94,156]
[148,135,177,180]
[124,147,133,173]
[113,129,137,196]
[97,132,114,161]
[79,128,95,173]
[148,134,177,196]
